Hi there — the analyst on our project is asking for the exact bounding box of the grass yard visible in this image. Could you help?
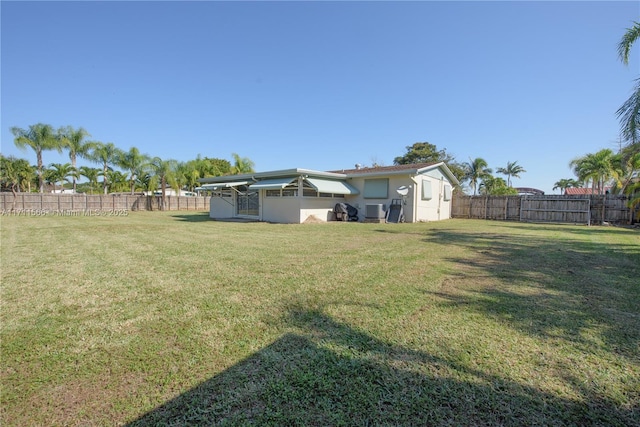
[1,212,639,426]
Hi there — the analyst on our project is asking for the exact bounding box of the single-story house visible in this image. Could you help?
[197,162,460,224]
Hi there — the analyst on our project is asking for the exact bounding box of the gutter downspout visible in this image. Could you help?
[411,176,420,223]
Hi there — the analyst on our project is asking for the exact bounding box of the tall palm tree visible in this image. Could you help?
[495,161,526,187]
[58,126,94,192]
[11,123,64,192]
[617,21,640,146]
[149,157,178,210]
[88,142,122,194]
[553,178,581,194]
[231,153,255,175]
[117,147,149,195]
[462,157,492,195]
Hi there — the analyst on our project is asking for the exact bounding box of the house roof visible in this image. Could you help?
[198,162,460,186]
[334,162,460,185]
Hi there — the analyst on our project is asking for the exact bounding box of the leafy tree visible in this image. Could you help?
[117,147,150,195]
[231,153,255,175]
[11,123,64,192]
[58,126,94,192]
[495,161,526,187]
[462,157,492,195]
[0,155,35,197]
[479,176,517,195]
[393,142,465,182]
[79,166,101,194]
[88,142,122,194]
[393,142,454,165]
[553,178,581,194]
[192,155,232,177]
[617,21,640,147]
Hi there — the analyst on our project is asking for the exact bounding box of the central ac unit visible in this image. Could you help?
[365,204,384,219]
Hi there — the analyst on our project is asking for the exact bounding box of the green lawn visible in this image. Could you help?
[1,212,639,426]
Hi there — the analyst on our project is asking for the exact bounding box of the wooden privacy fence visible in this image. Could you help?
[452,194,636,225]
[0,193,211,213]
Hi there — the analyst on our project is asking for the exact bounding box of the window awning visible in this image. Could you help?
[248,177,296,190]
[199,181,249,190]
[305,178,359,195]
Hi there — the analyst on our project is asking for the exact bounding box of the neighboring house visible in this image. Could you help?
[197,162,460,224]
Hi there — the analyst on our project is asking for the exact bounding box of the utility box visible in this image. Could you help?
[365,204,385,223]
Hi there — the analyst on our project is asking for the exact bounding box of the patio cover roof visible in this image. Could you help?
[198,181,249,190]
[305,177,359,195]
[248,177,296,190]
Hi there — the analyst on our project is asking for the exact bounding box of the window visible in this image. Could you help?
[443,184,452,201]
[363,178,388,199]
[213,189,233,198]
[265,190,281,197]
[282,183,298,197]
[422,179,433,200]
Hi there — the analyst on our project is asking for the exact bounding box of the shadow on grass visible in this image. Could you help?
[170,212,213,223]
[422,227,640,361]
[126,308,637,426]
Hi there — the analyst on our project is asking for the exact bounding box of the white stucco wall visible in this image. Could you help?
[261,196,301,223]
[209,195,235,219]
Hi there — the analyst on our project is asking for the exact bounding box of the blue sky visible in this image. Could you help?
[1,1,638,194]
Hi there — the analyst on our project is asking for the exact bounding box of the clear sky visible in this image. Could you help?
[1,1,638,194]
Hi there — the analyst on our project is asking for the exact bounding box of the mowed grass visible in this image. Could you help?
[1,212,639,426]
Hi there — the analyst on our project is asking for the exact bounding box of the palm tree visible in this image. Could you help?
[106,170,129,193]
[79,166,101,194]
[231,153,255,174]
[177,161,201,192]
[617,21,640,146]
[611,150,640,194]
[553,178,581,194]
[149,157,178,210]
[570,149,616,194]
[47,163,77,193]
[495,161,526,187]
[88,142,122,194]
[11,123,64,192]
[117,147,149,194]
[462,157,492,195]
[626,180,640,221]
[58,126,94,192]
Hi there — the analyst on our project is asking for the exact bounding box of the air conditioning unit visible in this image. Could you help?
[365,204,384,219]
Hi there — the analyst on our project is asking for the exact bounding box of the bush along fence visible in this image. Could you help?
[451,194,637,225]
[0,193,211,214]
